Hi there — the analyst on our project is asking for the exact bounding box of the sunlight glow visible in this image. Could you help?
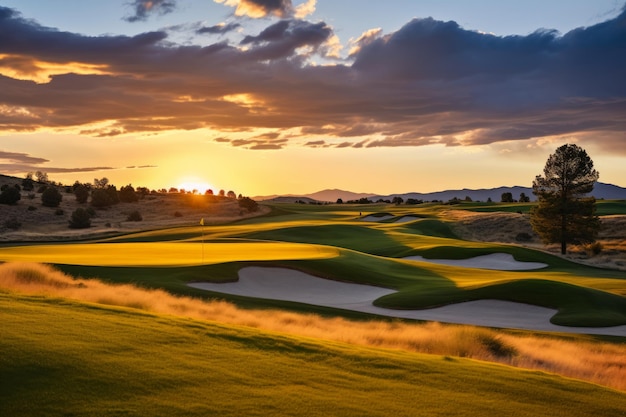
[0,54,111,84]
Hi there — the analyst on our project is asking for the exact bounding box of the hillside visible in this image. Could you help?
[2,292,625,416]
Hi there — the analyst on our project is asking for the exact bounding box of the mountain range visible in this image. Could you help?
[255,182,626,203]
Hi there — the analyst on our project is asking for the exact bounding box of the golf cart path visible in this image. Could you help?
[190,261,626,337]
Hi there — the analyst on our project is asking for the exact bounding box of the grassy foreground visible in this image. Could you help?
[2,292,625,417]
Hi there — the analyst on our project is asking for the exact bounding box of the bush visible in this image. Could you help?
[515,232,533,242]
[126,210,142,221]
[91,188,113,208]
[586,242,603,256]
[86,207,96,218]
[68,208,91,229]
[0,186,21,205]
[238,197,259,213]
[4,218,22,230]
[74,184,89,204]
[41,187,63,207]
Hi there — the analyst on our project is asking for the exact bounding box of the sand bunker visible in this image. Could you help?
[404,253,548,270]
[190,267,626,336]
[394,216,419,223]
[360,215,394,222]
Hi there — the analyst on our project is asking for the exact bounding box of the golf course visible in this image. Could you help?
[2,200,626,415]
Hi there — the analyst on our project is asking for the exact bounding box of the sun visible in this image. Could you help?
[177,179,214,194]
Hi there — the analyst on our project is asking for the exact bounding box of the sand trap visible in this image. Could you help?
[404,253,548,270]
[190,267,626,336]
[361,215,394,222]
[394,216,419,223]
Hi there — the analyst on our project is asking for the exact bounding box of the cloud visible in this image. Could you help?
[0,150,49,165]
[0,5,625,155]
[124,0,177,22]
[216,0,293,18]
[197,22,241,35]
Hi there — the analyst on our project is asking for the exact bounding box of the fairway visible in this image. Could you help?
[0,241,339,266]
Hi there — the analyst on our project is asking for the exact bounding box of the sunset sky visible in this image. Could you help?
[1,0,625,196]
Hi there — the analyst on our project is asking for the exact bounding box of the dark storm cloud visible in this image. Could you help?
[241,19,332,59]
[124,0,177,22]
[0,4,625,153]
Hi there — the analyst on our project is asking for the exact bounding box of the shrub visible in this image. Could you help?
[74,184,89,204]
[68,208,91,229]
[27,193,35,200]
[86,207,96,218]
[0,186,21,205]
[91,188,113,208]
[41,187,63,207]
[4,218,22,230]
[37,185,47,193]
[515,232,533,242]
[238,197,259,213]
[126,210,142,221]
[21,177,34,191]
[586,242,603,256]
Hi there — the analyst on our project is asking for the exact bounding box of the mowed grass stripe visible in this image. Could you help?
[0,242,338,266]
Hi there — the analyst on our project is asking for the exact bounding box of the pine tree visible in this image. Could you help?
[530,144,600,254]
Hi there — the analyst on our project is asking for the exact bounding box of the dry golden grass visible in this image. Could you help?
[1,262,625,391]
[445,209,626,271]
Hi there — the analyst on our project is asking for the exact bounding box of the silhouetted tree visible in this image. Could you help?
[530,144,600,255]
[519,192,530,203]
[119,184,138,203]
[227,190,236,199]
[35,171,48,183]
[91,188,113,208]
[93,177,109,189]
[392,196,404,205]
[41,187,62,207]
[336,198,343,204]
[501,192,514,203]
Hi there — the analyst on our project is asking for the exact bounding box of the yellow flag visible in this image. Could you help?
[200,218,204,226]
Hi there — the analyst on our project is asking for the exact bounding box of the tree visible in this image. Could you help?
[35,171,49,183]
[93,177,109,189]
[227,190,236,199]
[519,192,530,203]
[119,184,138,203]
[238,197,258,213]
[530,144,600,255]
[41,187,62,207]
[501,192,514,203]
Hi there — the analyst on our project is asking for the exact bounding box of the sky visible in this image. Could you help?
[0,0,625,196]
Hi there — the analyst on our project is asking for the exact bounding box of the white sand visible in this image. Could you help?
[404,253,548,270]
[190,266,626,336]
[394,216,420,223]
[360,215,394,222]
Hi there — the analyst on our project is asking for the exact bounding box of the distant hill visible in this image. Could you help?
[255,189,376,202]
[258,182,626,203]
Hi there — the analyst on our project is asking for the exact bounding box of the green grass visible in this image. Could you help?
[4,201,626,327]
[2,293,625,417]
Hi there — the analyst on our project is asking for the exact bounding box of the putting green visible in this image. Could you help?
[0,242,339,266]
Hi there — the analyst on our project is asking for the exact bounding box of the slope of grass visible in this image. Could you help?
[2,292,626,417]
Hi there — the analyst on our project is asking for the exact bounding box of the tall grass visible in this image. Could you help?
[1,262,624,391]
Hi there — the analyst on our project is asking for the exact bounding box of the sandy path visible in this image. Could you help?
[190,266,626,336]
